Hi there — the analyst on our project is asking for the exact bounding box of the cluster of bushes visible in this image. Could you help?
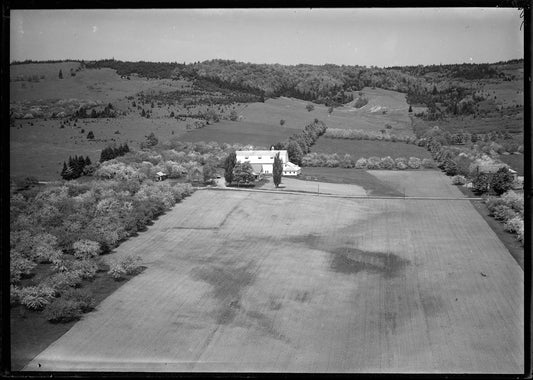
[302,153,432,170]
[73,103,116,119]
[11,146,198,321]
[425,136,518,194]
[273,119,327,165]
[61,155,93,180]
[414,126,522,155]
[100,143,130,163]
[485,190,524,245]
[324,128,418,143]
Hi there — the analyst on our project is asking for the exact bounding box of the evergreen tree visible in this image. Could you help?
[85,156,92,166]
[59,69,63,79]
[87,131,94,139]
[61,162,68,179]
[408,105,413,113]
[224,151,237,184]
[273,152,283,188]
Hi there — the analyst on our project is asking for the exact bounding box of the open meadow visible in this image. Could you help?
[23,171,523,373]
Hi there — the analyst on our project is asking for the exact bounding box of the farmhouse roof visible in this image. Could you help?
[236,150,287,157]
[156,171,167,176]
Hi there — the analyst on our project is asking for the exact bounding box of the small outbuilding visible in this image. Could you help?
[156,171,168,181]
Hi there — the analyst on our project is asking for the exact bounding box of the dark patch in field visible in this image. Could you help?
[244,310,289,342]
[190,262,255,325]
[329,247,409,278]
[293,290,311,303]
[285,233,321,249]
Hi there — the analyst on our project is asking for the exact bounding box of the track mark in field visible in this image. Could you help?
[191,262,255,325]
[217,197,247,229]
[329,248,409,278]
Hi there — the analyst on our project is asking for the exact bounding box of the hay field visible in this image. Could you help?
[24,172,523,373]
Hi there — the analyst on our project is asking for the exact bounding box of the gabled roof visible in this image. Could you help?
[156,171,167,176]
[236,150,287,156]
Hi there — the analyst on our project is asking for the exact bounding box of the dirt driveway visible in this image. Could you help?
[24,173,523,373]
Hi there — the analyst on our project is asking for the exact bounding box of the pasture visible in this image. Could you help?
[10,116,186,180]
[24,172,523,373]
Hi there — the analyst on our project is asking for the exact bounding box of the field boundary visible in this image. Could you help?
[202,186,483,201]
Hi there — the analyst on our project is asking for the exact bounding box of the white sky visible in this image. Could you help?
[10,8,524,67]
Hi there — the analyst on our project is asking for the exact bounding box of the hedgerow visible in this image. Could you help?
[302,153,431,170]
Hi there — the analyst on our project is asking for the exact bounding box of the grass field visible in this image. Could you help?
[22,172,523,373]
[311,138,433,159]
[178,119,300,147]
[10,116,186,180]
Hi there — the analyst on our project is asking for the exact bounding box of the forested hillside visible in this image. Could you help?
[15,58,519,113]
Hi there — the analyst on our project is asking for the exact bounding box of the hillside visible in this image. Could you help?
[9,59,524,180]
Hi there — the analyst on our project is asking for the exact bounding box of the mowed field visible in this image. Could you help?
[23,171,523,373]
[311,138,433,158]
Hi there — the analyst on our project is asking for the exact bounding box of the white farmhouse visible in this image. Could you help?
[236,150,301,176]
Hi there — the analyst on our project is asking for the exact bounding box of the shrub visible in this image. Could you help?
[379,156,395,170]
[71,259,98,280]
[472,173,491,194]
[355,157,368,169]
[10,251,37,284]
[108,261,126,280]
[339,154,355,168]
[45,271,83,293]
[443,159,458,176]
[504,216,523,234]
[408,157,421,169]
[62,288,95,312]
[421,158,435,168]
[451,175,467,185]
[396,161,408,170]
[501,190,524,215]
[306,103,314,112]
[20,285,56,310]
[108,254,143,280]
[72,239,100,259]
[490,167,514,195]
[44,298,82,323]
[491,205,517,222]
[366,157,381,170]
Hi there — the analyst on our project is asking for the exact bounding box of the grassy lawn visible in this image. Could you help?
[297,167,404,197]
[312,138,433,159]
